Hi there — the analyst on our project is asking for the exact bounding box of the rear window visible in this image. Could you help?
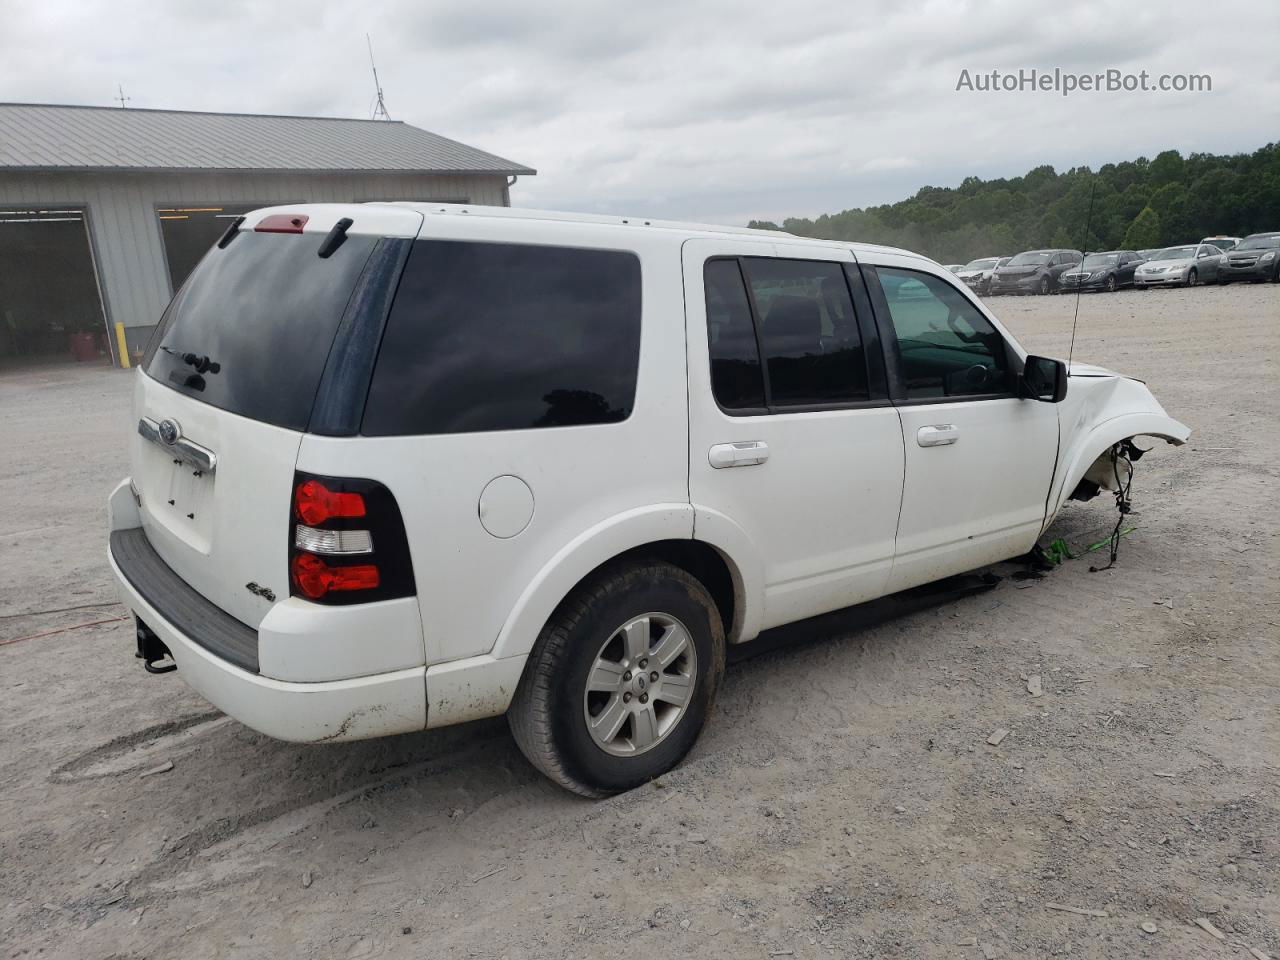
[144,231,377,431]
[361,240,642,436]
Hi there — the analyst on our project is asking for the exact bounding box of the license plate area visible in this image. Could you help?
[138,441,216,551]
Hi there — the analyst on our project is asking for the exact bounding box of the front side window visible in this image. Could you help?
[362,240,641,435]
[704,257,869,412]
[875,267,1012,400]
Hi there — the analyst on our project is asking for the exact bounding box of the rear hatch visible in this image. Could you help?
[131,204,422,628]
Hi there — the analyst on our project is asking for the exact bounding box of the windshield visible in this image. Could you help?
[143,231,378,431]
[1237,236,1280,251]
[1007,251,1051,266]
[1082,254,1119,268]
[1153,246,1196,261]
[963,258,999,270]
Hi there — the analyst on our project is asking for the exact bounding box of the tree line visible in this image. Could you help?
[749,143,1280,263]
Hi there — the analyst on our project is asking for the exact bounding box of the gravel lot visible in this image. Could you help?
[2,283,1277,960]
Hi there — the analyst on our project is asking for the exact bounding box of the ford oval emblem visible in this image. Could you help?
[158,418,181,445]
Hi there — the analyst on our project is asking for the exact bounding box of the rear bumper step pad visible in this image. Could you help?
[109,528,260,673]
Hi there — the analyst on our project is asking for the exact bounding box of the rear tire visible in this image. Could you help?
[508,561,725,797]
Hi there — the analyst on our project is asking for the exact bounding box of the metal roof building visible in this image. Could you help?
[0,103,535,366]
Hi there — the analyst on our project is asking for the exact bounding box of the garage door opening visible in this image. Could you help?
[158,204,263,293]
[0,207,110,367]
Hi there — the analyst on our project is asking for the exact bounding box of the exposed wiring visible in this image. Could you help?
[1089,443,1135,573]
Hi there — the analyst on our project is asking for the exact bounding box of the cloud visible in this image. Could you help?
[1,0,1275,227]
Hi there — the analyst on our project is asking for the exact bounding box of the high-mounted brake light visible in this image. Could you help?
[291,553,380,599]
[255,213,309,234]
[294,480,366,526]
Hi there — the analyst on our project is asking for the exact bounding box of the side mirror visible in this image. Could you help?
[1021,355,1067,403]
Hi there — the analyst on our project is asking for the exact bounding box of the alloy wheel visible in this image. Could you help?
[583,613,698,756]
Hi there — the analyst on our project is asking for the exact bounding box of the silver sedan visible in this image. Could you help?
[1134,243,1225,287]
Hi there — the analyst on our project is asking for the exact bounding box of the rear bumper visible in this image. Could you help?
[107,481,427,743]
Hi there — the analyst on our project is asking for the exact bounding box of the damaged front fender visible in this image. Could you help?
[1044,373,1190,529]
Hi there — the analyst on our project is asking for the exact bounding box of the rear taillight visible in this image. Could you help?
[289,472,414,605]
[291,553,380,599]
[294,479,366,526]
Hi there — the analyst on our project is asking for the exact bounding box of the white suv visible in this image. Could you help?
[108,203,1189,796]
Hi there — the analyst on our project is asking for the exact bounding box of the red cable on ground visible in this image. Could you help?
[2,616,129,647]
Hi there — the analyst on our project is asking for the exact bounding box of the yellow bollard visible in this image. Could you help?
[114,322,131,369]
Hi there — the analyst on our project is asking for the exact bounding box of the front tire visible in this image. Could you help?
[1038,275,1051,295]
[1105,274,1117,293]
[508,561,725,797]
[1187,268,1198,287]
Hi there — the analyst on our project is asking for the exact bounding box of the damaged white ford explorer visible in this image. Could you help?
[108,204,1189,796]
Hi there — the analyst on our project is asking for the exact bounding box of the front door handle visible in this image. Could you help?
[917,424,959,447]
[709,441,770,469]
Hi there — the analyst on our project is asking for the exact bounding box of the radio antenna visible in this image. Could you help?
[367,35,391,120]
[1067,176,1097,370]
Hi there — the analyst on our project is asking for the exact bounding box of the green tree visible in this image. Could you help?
[752,143,1277,263]
[1122,207,1162,250]
[1149,149,1185,186]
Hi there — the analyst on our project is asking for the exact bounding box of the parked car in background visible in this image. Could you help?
[989,249,1082,295]
[1058,250,1144,293]
[1218,232,1280,283]
[105,202,1190,796]
[1200,235,1242,252]
[955,256,1005,295]
[1134,243,1225,287]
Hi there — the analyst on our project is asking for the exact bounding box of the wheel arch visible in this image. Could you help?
[1045,411,1190,526]
[489,505,759,661]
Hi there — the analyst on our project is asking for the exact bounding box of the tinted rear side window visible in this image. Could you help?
[362,240,641,436]
[705,258,765,410]
[741,258,869,406]
[144,232,377,431]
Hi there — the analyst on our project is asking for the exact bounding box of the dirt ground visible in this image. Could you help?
[2,283,1277,960]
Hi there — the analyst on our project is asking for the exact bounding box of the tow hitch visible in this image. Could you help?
[135,618,177,674]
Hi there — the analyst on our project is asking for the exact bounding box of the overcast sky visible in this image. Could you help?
[3,0,1277,224]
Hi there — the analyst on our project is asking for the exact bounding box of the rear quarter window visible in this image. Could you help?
[361,240,642,436]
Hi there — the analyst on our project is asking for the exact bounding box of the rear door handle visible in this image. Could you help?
[709,441,770,469]
[917,424,959,447]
